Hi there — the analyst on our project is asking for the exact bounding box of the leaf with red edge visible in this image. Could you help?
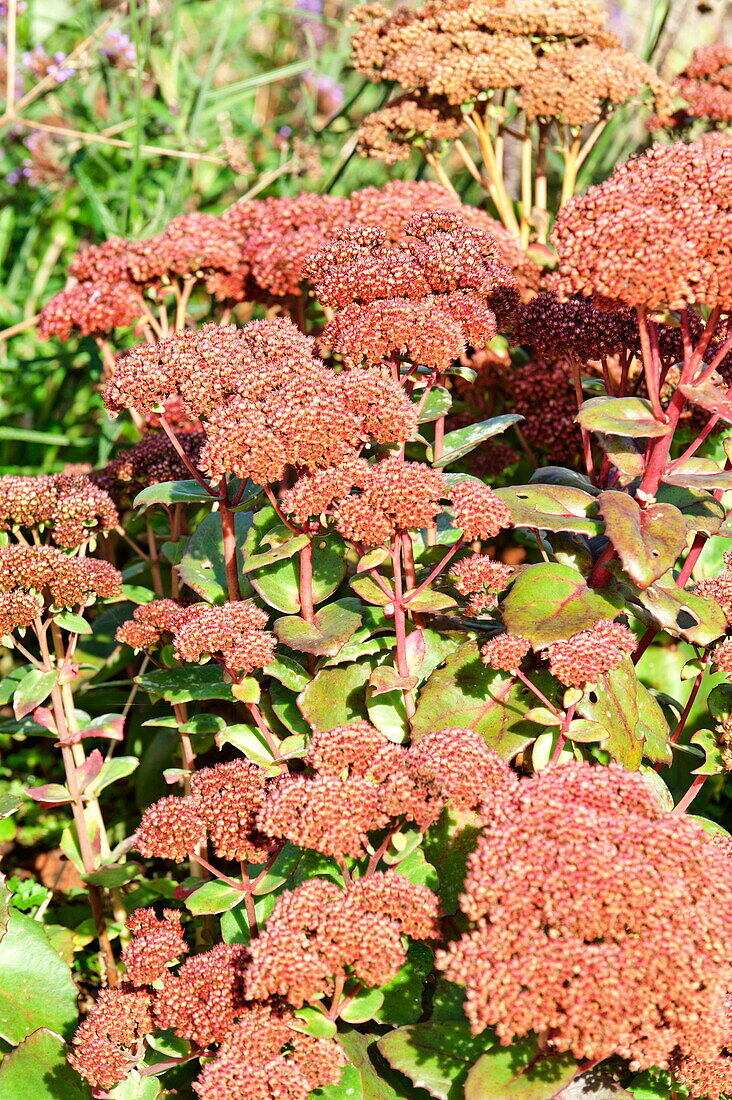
[13,669,57,721]
[576,397,668,438]
[679,382,732,421]
[24,784,74,808]
[75,749,105,793]
[502,563,622,646]
[598,491,686,589]
[275,599,362,657]
[77,713,125,742]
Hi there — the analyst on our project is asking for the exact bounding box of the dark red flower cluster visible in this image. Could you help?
[104,318,416,487]
[0,590,44,636]
[545,619,637,686]
[437,761,732,1069]
[93,431,205,506]
[306,210,517,369]
[552,139,732,311]
[514,291,639,363]
[0,545,122,608]
[0,472,118,547]
[244,873,440,1006]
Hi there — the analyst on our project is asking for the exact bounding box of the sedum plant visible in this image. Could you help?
[2,11,732,1100]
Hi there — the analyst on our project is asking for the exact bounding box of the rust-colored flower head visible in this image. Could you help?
[451,554,514,615]
[121,908,188,986]
[134,794,205,863]
[256,772,389,859]
[279,457,371,526]
[654,45,732,131]
[408,727,518,813]
[307,210,517,369]
[171,601,276,676]
[436,761,732,1069]
[357,92,467,164]
[154,941,250,1046]
[0,545,122,608]
[545,619,637,686]
[189,760,273,863]
[244,873,439,1006]
[93,431,205,507]
[480,631,531,672]
[0,590,43,636]
[38,279,142,341]
[333,456,447,546]
[712,635,732,675]
[0,473,118,548]
[552,139,732,311]
[116,599,186,650]
[192,1003,347,1100]
[68,984,154,1089]
[450,480,513,541]
[696,568,732,627]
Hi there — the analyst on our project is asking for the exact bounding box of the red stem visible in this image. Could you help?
[299,536,315,623]
[219,477,242,601]
[404,538,464,604]
[672,772,707,815]
[392,534,416,718]
[158,415,217,495]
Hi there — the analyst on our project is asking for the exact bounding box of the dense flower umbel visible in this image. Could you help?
[480,632,532,671]
[171,602,276,676]
[513,291,638,363]
[154,942,250,1045]
[105,318,416,487]
[0,590,43,635]
[351,0,671,159]
[545,619,637,686]
[189,760,273,863]
[449,480,513,541]
[656,45,732,130]
[552,139,732,311]
[120,908,188,986]
[451,555,514,615]
[333,457,447,545]
[0,473,118,547]
[68,984,154,1089]
[307,210,517,369]
[244,874,440,1006]
[437,761,732,1069]
[116,599,187,650]
[134,794,205,863]
[356,92,467,164]
[408,728,518,813]
[193,1004,347,1100]
[0,545,122,608]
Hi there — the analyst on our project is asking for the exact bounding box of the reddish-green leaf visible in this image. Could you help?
[0,1028,92,1100]
[275,599,362,657]
[575,657,646,769]
[298,662,374,729]
[464,1036,577,1100]
[576,397,668,437]
[12,669,57,721]
[632,575,727,645]
[494,485,602,537]
[502,563,622,646]
[378,1022,495,1100]
[598,491,686,589]
[679,382,732,421]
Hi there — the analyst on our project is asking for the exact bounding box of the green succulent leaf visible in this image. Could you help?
[0,914,78,1043]
[12,668,58,721]
[275,599,362,657]
[598,491,687,589]
[136,665,235,703]
[429,415,523,467]
[464,1036,578,1100]
[502,563,622,646]
[494,484,602,536]
[377,1021,496,1100]
[576,397,668,437]
[0,1028,92,1100]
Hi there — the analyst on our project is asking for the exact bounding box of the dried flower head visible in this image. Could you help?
[357,92,467,164]
[552,140,732,311]
[545,619,637,686]
[514,291,638,363]
[154,942,249,1045]
[172,601,276,676]
[69,984,154,1089]
[0,473,118,547]
[451,554,514,614]
[121,908,188,986]
[333,456,446,545]
[134,794,205,863]
[0,545,122,608]
[450,480,513,541]
[480,632,531,671]
[193,1003,347,1100]
[436,761,732,1069]
[245,873,439,1006]
[189,760,273,863]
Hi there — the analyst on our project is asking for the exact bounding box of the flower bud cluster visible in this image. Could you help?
[451,554,514,614]
[0,545,122,608]
[93,431,205,506]
[0,472,118,547]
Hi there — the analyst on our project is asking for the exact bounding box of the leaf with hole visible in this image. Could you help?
[494,484,602,536]
[630,574,726,645]
[575,657,644,769]
[598,491,686,589]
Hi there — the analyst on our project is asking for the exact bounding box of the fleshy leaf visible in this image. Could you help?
[298,662,374,729]
[502,563,622,646]
[13,669,58,721]
[0,914,78,1043]
[494,484,602,536]
[575,657,645,769]
[429,415,523,466]
[598,491,686,589]
[575,397,668,437]
[176,510,254,603]
[689,728,725,775]
[275,599,362,657]
[464,1036,577,1100]
[136,665,235,703]
[0,1027,92,1100]
[377,1021,495,1100]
